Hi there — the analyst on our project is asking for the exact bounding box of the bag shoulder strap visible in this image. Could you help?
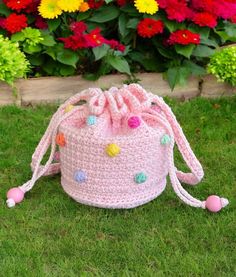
[151,95,229,212]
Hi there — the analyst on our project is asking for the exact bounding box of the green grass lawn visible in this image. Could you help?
[0,96,236,277]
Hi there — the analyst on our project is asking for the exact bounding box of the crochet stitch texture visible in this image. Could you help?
[6,84,229,211]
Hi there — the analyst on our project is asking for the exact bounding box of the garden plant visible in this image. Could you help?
[0,0,236,89]
[207,45,236,86]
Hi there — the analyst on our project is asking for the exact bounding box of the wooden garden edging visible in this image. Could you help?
[0,73,235,106]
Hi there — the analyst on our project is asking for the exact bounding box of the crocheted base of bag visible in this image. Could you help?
[61,177,167,209]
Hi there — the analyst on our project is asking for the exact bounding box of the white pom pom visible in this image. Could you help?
[221,198,229,208]
[6,198,15,208]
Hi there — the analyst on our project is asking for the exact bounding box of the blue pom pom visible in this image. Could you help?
[74,170,86,183]
[86,115,97,126]
[135,172,147,184]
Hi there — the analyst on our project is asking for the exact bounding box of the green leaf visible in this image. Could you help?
[200,37,218,48]
[59,64,76,76]
[44,43,64,60]
[162,19,186,32]
[106,55,131,75]
[224,22,236,38]
[28,55,44,66]
[214,30,236,43]
[167,67,180,90]
[175,44,196,59]
[42,59,57,75]
[0,29,7,36]
[92,44,110,61]
[105,0,113,3]
[188,25,210,40]
[120,4,140,16]
[23,44,42,54]
[44,48,57,60]
[89,6,120,23]
[11,32,25,42]
[0,4,11,16]
[57,49,79,68]
[83,73,99,81]
[118,13,129,37]
[158,48,175,59]
[47,18,61,32]
[192,45,215,57]
[178,67,191,86]
[76,11,91,21]
[166,66,192,90]
[182,60,206,76]
[129,51,165,72]
[127,18,139,29]
[40,32,56,46]
[122,32,135,45]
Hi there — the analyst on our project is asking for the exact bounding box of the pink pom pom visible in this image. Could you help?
[128,116,141,129]
[7,187,25,204]
[205,195,222,212]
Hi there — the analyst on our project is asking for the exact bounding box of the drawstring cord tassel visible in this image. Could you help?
[6,105,88,208]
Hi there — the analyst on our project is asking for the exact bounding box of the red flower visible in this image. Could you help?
[165,0,193,22]
[5,0,32,11]
[84,28,105,47]
[87,0,104,9]
[70,21,87,36]
[59,35,88,50]
[191,0,236,20]
[105,39,126,52]
[24,0,40,13]
[117,0,128,6]
[168,30,200,45]
[192,12,217,28]
[105,39,119,49]
[0,17,6,29]
[117,43,125,52]
[137,18,164,38]
[5,13,27,33]
[157,0,167,8]
[230,15,236,23]
[35,16,48,29]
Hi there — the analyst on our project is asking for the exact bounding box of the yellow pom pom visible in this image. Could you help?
[106,143,120,157]
[64,104,74,113]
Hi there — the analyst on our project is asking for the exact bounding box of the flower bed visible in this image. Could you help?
[0,0,236,90]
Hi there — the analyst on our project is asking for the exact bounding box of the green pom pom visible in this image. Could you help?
[135,172,147,184]
[161,134,171,145]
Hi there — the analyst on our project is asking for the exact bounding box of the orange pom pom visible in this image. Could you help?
[56,133,66,147]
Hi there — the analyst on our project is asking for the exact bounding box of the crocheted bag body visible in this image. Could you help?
[6,84,229,212]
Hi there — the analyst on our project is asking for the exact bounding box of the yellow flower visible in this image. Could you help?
[38,0,62,19]
[79,2,90,12]
[57,0,84,12]
[134,0,159,15]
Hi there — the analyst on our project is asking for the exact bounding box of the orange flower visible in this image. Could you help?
[79,2,89,12]
[56,133,66,147]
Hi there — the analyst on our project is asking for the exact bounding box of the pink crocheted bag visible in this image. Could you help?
[6,84,229,212]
